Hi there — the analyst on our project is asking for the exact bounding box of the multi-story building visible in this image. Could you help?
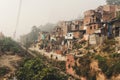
[58,21,72,37]
[96,5,120,21]
[58,20,85,39]
[83,10,102,35]
[70,20,85,39]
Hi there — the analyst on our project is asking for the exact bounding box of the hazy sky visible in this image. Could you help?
[0,0,106,39]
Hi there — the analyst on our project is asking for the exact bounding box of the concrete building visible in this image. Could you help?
[108,19,120,38]
[58,20,84,39]
[96,5,120,22]
[83,10,102,35]
[70,20,85,39]
[58,21,72,37]
[54,26,63,37]
[89,33,106,45]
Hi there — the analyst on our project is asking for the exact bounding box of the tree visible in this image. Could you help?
[0,37,22,53]
[31,26,41,42]
[20,26,41,47]
[106,0,120,5]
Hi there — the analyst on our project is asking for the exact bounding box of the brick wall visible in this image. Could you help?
[103,5,116,12]
[66,54,75,75]
[73,31,80,38]
[84,10,101,25]
[86,24,102,34]
[58,21,72,36]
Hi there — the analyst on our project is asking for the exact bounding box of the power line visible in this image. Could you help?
[13,0,22,39]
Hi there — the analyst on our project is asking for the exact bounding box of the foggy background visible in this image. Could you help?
[0,0,105,39]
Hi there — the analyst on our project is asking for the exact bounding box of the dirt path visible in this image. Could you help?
[29,47,66,61]
[0,54,22,79]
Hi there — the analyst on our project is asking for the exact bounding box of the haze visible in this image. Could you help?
[0,0,106,39]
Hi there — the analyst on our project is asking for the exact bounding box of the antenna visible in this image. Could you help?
[13,0,22,39]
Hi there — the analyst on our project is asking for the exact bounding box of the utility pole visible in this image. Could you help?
[25,37,28,54]
[13,0,22,39]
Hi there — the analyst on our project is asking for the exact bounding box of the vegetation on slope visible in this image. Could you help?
[0,67,10,77]
[16,57,68,80]
[71,38,120,80]
[0,37,32,57]
[0,37,20,53]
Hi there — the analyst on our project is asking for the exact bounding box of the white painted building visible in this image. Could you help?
[65,33,74,40]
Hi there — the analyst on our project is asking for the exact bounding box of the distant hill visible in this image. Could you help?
[39,23,56,32]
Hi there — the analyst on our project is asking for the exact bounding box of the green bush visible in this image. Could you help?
[109,53,120,58]
[104,39,117,45]
[74,55,91,78]
[73,43,82,49]
[95,55,108,73]
[16,58,68,80]
[0,67,10,77]
[95,55,120,78]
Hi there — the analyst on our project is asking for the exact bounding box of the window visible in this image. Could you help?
[90,19,92,23]
[68,64,71,69]
[119,28,120,36]
[75,25,79,30]
[92,15,95,18]
[56,57,58,60]
[70,41,72,44]
[92,19,94,23]
[94,25,96,29]
[67,59,69,62]
[90,26,92,30]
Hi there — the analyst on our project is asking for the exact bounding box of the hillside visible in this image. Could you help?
[66,39,120,80]
[0,37,32,80]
